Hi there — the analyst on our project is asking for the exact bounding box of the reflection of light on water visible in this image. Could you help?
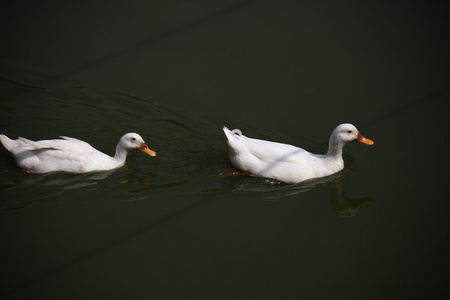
[21,171,113,189]
[0,168,120,210]
[225,168,345,197]
[223,157,373,217]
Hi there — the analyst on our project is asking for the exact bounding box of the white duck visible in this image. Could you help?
[0,132,156,174]
[223,123,373,184]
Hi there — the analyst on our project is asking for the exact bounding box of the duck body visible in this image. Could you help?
[223,123,373,184]
[0,133,156,174]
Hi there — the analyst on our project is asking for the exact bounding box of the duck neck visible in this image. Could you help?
[326,135,344,158]
[113,144,129,164]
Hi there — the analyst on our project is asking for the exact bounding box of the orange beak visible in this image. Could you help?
[356,133,374,145]
[139,142,157,156]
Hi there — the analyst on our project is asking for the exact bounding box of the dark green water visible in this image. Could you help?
[1,1,449,299]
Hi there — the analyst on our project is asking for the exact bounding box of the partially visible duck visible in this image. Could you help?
[223,123,373,184]
[0,132,156,173]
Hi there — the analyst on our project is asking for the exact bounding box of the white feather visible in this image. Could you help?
[223,124,373,184]
[0,133,156,173]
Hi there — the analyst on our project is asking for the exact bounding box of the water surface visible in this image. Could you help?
[1,1,449,299]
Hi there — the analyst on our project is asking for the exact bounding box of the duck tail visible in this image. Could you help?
[0,134,13,151]
[223,126,242,140]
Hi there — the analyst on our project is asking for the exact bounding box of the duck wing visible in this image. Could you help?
[238,135,308,163]
[17,137,98,161]
[18,137,35,144]
[59,136,93,148]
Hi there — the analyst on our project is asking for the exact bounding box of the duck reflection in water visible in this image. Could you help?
[221,167,372,217]
[10,169,115,190]
[328,182,372,217]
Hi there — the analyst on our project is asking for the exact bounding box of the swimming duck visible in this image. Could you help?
[223,123,373,184]
[0,132,156,174]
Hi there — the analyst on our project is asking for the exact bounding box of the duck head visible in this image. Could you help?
[121,133,156,156]
[333,124,374,145]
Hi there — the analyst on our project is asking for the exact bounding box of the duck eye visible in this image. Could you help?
[347,130,352,133]
[131,137,136,141]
